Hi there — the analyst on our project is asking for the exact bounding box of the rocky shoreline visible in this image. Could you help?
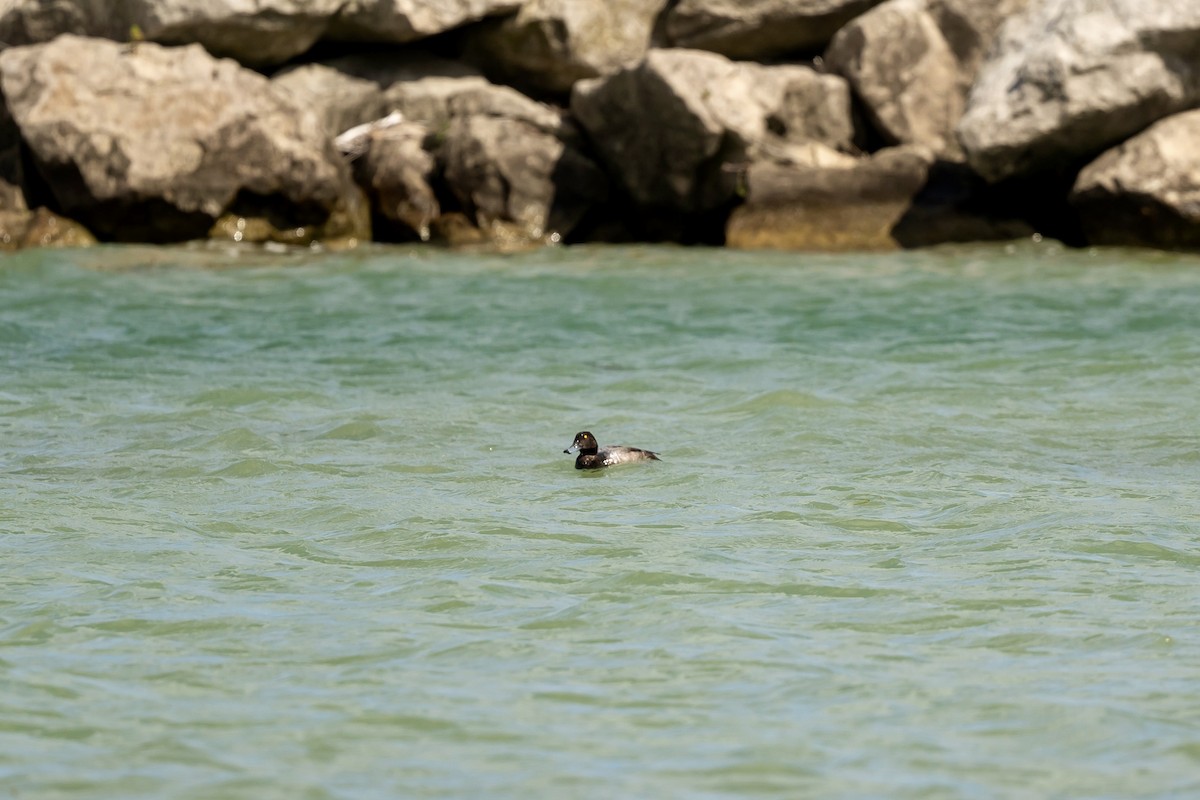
[0,0,1196,254]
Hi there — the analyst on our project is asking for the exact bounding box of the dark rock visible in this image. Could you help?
[890,160,1036,246]
[0,0,117,47]
[664,0,885,59]
[327,0,522,45]
[441,113,607,242]
[1071,109,1200,250]
[342,115,441,241]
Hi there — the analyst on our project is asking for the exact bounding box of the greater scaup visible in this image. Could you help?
[563,431,660,469]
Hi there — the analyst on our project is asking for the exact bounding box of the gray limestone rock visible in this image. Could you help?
[571,48,856,213]
[826,0,1028,156]
[957,0,1200,182]
[440,113,607,242]
[465,0,671,94]
[0,35,367,244]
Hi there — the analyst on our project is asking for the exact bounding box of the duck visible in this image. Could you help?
[563,431,660,470]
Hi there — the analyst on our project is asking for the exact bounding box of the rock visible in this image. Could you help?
[440,113,607,242]
[0,35,367,245]
[277,52,604,243]
[726,145,934,250]
[1070,110,1200,250]
[826,0,1028,156]
[465,0,671,94]
[571,48,855,214]
[890,161,1036,246]
[0,98,27,212]
[350,117,441,241]
[328,0,522,44]
[0,0,520,68]
[927,0,1029,81]
[958,0,1200,183]
[277,53,567,134]
[378,70,607,242]
[272,53,482,137]
[0,0,116,47]
[121,0,347,67]
[383,75,568,137]
[664,0,884,59]
[0,207,97,251]
[0,0,339,67]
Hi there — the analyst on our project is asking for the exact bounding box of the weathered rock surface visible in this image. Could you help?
[1070,110,1200,250]
[272,53,482,137]
[0,0,339,66]
[328,0,522,44]
[0,0,116,46]
[122,0,346,67]
[277,52,605,243]
[0,208,97,251]
[441,113,607,242]
[383,75,568,136]
[664,0,884,59]
[958,0,1200,182]
[465,0,671,94]
[0,36,368,244]
[571,48,856,214]
[0,0,521,67]
[341,115,440,241]
[276,53,567,135]
[726,145,934,250]
[826,0,1028,156]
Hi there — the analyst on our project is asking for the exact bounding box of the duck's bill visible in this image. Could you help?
[563,444,578,453]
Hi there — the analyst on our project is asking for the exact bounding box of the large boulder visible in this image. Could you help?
[664,0,884,59]
[0,0,520,68]
[440,113,607,242]
[726,145,934,250]
[826,0,1028,156]
[465,0,671,94]
[0,0,116,47]
[0,35,368,244]
[1070,109,1200,250]
[118,0,345,67]
[272,53,482,137]
[0,0,341,67]
[278,53,606,243]
[339,114,440,241]
[328,0,522,44]
[382,75,568,136]
[958,0,1200,182]
[571,48,856,214]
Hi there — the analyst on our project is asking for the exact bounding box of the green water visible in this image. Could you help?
[3,243,1200,798]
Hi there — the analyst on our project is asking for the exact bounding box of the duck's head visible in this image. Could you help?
[564,431,598,454]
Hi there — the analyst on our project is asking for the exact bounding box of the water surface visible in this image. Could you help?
[3,242,1200,798]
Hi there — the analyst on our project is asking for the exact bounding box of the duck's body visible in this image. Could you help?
[564,431,660,470]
